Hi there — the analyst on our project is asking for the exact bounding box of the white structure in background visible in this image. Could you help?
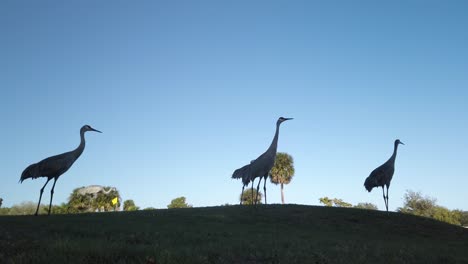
[77,185,116,198]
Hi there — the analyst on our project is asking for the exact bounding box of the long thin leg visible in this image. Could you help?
[48,178,58,215]
[240,185,245,205]
[263,175,267,204]
[35,178,51,216]
[386,185,389,212]
[251,179,256,205]
[382,186,387,212]
[256,177,262,205]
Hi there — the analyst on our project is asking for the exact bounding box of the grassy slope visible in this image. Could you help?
[1,205,467,264]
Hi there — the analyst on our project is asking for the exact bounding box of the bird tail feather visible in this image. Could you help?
[364,175,376,192]
[20,163,40,183]
[232,164,251,186]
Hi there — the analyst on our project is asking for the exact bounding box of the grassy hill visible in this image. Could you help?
[1,204,467,263]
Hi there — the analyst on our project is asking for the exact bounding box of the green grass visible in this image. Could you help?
[1,205,467,263]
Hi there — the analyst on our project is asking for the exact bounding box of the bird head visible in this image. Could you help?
[395,139,404,146]
[81,125,102,133]
[277,117,293,126]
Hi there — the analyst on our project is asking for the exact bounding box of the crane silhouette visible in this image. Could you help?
[20,125,102,216]
[364,139,404,212]
[232,117,293,205]
[232,163,253,204]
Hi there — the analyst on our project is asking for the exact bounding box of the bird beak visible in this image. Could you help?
[400,141,405,145]
[284,118,293,121]
[90,127,102,133]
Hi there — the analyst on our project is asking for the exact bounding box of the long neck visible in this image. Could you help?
[71,130,86,160]
[267,123,281,153]
[389,142,399,164]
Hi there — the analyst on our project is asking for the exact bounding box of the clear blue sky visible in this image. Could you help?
[1,1,467,211]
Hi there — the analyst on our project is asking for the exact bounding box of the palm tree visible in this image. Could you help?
[68,188,94,213]
[94,187,121,212]
[67,186,120,213]
[240,189,263,205]
[123,200,139,211]
[269,152,295,204]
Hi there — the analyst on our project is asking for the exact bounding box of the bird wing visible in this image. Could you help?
[365,163,395,190]
[232,164,249,179]
[34,153,76,177]
[232,164,251,186]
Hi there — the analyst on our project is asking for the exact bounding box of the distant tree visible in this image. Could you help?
[123,200,140,211]
[167,197,192,209]
[240,189,263,205]
[143,207,156,210]
[269,152,295,204]
[67,188,94,213]
[9,202,47,215]
[0,207,10,215]
[319,197,352,208]
[319,197,333,207]
[398,190,436,217]
[333,198,352,208]
[0,202,67,215]
[354,203,378,210]
[50,203,69,214]
[94,187,121,212]
[0,199,10,215]
[431,207,462,226]
[398,190,461,226]
[460,211,468,227]
[67,186,121,213]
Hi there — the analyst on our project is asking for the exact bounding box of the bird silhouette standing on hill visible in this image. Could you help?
[232,117,293,205]
[20,125,102,215]
[364,139,404,212]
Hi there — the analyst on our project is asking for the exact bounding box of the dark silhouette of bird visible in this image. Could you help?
[232,117,293,205]
[232,163,252,204]
[20,125,102,215]
[364,139,404,212]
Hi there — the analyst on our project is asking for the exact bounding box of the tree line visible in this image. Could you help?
[318,190,468,227]
[0,191,194,215]
[1,186,128,215]
[2,152,467,227]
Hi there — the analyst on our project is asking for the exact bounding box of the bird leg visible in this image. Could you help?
[251,180,255,205]
[263,175,267,204]
[256,178,262,205]
[48,178,58,215]
[382,187,388,212]
[35,178,51,216]
[386,185,389,212]
[240,185,245,205]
